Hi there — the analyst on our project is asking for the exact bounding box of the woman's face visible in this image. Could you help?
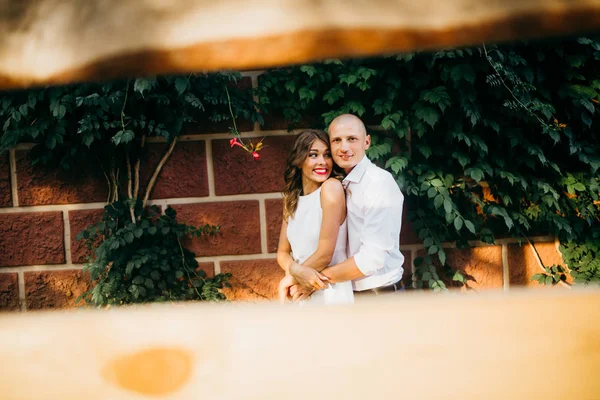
[301,139,333,185]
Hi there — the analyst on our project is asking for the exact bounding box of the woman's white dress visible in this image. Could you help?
[286,187,354,305]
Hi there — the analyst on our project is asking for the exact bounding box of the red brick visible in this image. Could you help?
[25,270,91,310]
[401,251,412,288]
[266,198,283,253]
[418,246,504,291]
[172,201,261,256]
[69,209,105,263]
[213,135,295,195]
[0,152,12,207]
[508,242,569,287]
[0,212,65,267]
[221,259,284,301]
[400,217,420,245]
[0,273,19,311]
[139,141,209,200]
[16,151,108,205]
[196,262,215,278]
[400,200,420,245]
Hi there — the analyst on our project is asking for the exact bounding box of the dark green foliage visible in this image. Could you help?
[0,72,259,168]
[257,37,600,289]
[0,72,256,305]
[76,204,229,306]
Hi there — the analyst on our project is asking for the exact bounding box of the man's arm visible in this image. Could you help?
[320,256,364,283]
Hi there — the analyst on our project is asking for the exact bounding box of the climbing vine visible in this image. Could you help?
[257,37,600,289]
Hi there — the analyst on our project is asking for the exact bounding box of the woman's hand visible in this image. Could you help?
[289,284,315,302]
[289,263,329,291]
[278,275,297,304]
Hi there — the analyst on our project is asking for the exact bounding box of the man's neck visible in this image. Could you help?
[344,156,366,175]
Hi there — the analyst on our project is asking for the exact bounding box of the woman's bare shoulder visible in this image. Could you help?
[320,178,345,203]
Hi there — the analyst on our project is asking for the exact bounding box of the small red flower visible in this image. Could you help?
[252,151,260,160]
[230,138,243,148]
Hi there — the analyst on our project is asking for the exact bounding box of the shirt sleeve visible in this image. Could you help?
[353,175,404,276]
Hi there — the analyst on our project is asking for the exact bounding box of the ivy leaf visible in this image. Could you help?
[50,102,67,119]
[133,78,156,95]
[443,199,453,214]
[284,80,296,94]
[452,270,465,283]
[465,167,485,182]
[454,217,463,231]
[323,87,343,104]
[451,64,476,84]
[299,87,316,101]
[300,65,317,77]
[384,156,408,174]
[415,106,440,128]
[347,101,366,116]
[453,152,470,167]
[111,130,135,146]
[374,99,393,116]
[124,232,134,243]
[423,237,434,248]
[464,220,476,234]
[132,276,144,285]
[339,73,357,86]
[82,133,94,147]
[438,249,446,265]
[174,77,189,95]
[381,112,401,130]
[417,144,432,159]
[421,86,451,112]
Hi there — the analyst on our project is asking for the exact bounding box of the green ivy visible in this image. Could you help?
[0,72,259,168]
[257,37,600,290]
[76,204,230,306]
[1,72,259,305]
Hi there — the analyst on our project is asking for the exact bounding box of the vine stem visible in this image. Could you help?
[524,235,571,287]
[482,43,552,128]
[177,237,204,299]
[225,85,239,135]
[142,137,178,209]
[133,135,145,199]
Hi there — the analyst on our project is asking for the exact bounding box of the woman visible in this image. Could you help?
[276,129,354,305]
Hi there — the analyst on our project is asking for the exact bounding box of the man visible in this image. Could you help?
[288,114,405,300]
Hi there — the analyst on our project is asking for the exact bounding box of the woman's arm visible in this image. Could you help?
[301,178,346,271]
[288,178,346,290]
[276,219,294,274]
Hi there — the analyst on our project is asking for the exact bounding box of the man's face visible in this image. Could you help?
[329,122,371,173]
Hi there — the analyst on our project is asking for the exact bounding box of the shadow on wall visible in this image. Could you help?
[24,270,92,311]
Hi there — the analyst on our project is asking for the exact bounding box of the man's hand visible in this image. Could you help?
[289,263,329,290]
[278,275,297,304]
[289,284,315,302]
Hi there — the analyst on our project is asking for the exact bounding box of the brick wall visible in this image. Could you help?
[0,73,569,312]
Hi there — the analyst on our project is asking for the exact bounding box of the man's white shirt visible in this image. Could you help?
[342,156,404,291]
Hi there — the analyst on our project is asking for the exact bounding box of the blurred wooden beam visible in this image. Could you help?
[0,0,600,89]
[0,289,599,399]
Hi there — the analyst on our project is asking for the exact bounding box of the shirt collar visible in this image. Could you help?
[342,156,371,184]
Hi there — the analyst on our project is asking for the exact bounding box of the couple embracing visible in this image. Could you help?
[277,114,405,304]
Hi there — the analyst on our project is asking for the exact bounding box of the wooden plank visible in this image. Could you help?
[0,288,599,399]
[1,0,600,89]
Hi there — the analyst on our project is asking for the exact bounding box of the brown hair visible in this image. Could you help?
[282,129,343,221]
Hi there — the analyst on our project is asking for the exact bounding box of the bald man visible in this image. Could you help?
[289,114,405,300]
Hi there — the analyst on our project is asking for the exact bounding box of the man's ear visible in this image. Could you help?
[364,134,371,149]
